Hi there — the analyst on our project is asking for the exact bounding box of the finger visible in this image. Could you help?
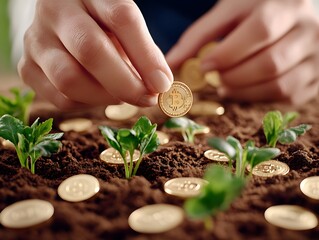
[47,1,157,106]
[165,1,237,70]
[202,0,300,70]
[218,57,317,104]
[18,57,88,111]
[220,24,317,88]
[85,0,173,93]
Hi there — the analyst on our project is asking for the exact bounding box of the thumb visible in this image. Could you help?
[165,1,240,71]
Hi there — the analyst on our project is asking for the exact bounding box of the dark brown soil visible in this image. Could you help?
[0,89,319,240]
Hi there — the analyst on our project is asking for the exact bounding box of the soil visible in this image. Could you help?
[0,89,319,240]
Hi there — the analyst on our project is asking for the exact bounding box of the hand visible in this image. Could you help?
[166,0,319,105]
[18,0,173,110]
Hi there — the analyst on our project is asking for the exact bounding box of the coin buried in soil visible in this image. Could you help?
[264,205,318,230]
[128,204,184,233]
[59,118,93,132]
[247,160,290,177]
[0,199,54,229]
[180,58,206,91]
[58,174,100,202]
[105,103,139,121]
[300,176,319,200]
[164,177,208,198]
[204,149,229,162]
[190,101,225,116]
[158,81,193,117]
[156,131,170,145]
[99,147,140,164]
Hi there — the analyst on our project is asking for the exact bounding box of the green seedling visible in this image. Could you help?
[0,88,35,125]
[184,165,246,230]
[263,111,312,147]
[208,136,280,178]
[99,116,159,179]
[0,114,63,174]
[164,117,207,143]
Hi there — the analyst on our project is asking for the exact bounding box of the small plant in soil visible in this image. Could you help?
[208,136,280,178]
[263,110,312,147]
[163,117,207,143]
[0,88,35,125]
[99,116,159,179]
[0,114,63,173]
[184,165,246,230]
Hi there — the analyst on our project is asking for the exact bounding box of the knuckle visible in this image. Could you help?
[51,62,78,94]
[17,57,32,84]
[108,2,140,29]
[274,78,291,99]
[263,51,283,76]
[254,3,277,41]
[71,26,102,65]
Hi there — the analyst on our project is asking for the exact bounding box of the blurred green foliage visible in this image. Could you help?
[0,0,12,72]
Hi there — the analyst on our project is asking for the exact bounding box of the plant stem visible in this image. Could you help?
[132,155,143,176]
[204,217,214,231]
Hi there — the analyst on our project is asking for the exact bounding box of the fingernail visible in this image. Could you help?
[137,94,158,107]
[148,70,172,93]
[200,61,217,73]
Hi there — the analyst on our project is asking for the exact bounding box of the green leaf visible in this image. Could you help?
[0,114,24,145]
[140,126,159,154]
[164,117,190,129]
[247,147,281,169]
[263,111,283,147]
[99,126,121,152]
[207,137,236,159]
[32,140,62,158]
[278,129,297,144]
[282,112,299,128]
[117,129,138,156]
[133,116,153,138]
[289,124,312,136]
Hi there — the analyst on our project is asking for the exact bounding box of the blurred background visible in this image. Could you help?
[1,0,319,78]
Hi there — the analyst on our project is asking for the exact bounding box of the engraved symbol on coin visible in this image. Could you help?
[164,177,208,198]
[247,160,290,177]
[158,81,193,118]
[204,149,229,162]
[100,147,140,164]
[58,174,100,202]
[169,88,184,111]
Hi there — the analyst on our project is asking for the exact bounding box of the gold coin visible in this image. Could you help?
[204,71,221,88]
[204,149,229,162]
[105,103,139,121]
[179,58,206,91]
[247,160,290,177]
[197,42,218,59]
[57,174,100,202]
[300,176,319,200]
[164,177,208,198]
[128,204,184,233]
[158,81,193,118]
[0,199,54,229]
[59,118,93,132]
[99,147,140,165]
[189,101,225,116]
[1,139,15,149]
[156,131,169,145]
[264,205,318,230]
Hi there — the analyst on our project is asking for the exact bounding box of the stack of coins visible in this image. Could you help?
[177,42,221,92]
